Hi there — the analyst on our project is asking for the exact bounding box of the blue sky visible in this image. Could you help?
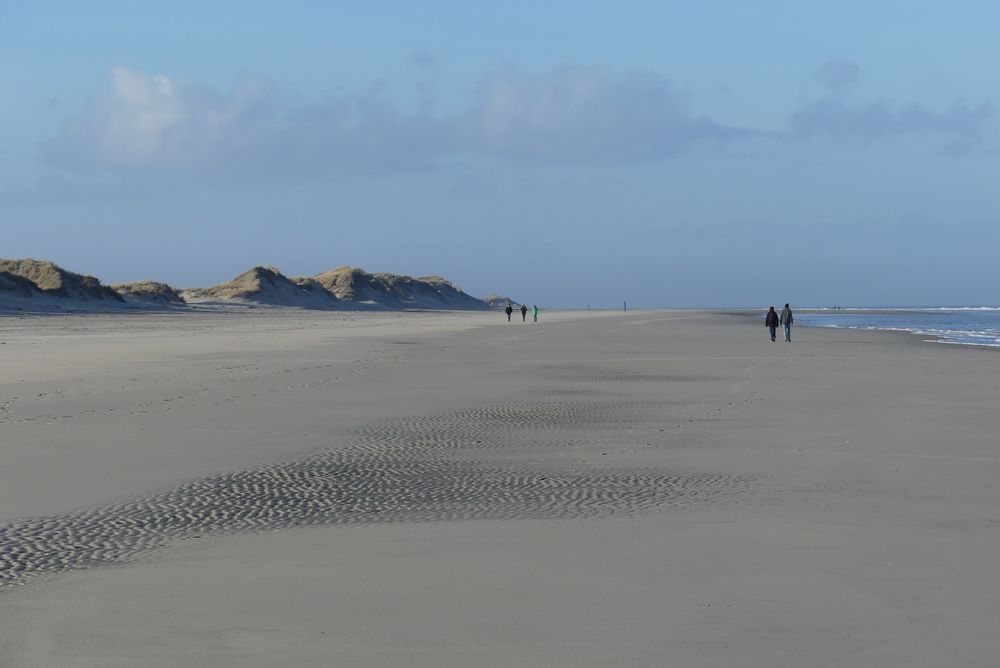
[2,1,998,306]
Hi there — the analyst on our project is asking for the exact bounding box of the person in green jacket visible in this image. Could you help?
[531,304,539,322]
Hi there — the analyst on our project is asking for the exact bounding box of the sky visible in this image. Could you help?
[1,1,998,307]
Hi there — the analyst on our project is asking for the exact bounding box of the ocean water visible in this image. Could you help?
[794,308,1000,348]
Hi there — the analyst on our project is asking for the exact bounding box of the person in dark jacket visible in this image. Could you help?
[505,303,513,322]
[765,306,780,342]
[520,304,528,321]
[780,303,794,342]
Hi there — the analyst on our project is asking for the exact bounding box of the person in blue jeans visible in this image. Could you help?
[780,303,794,342]
[765,306,780,342]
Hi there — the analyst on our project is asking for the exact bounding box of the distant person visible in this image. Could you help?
[520,304,528,321]
[531,304,539,322]
[765,306,780,342]
[780,303,794,342]
[505,303,513,322]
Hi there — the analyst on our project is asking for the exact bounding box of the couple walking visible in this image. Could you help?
[505,303,539,322]
[765,304,794,342]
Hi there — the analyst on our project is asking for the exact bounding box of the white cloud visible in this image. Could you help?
[462,66,744,163]
[792,61,993,148]
[42,63,995,185]
[45,67,444,180]
[44,65,746,182]
[50,67,267,169]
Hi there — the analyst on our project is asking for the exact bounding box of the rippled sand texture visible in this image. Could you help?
[0,398,751,589]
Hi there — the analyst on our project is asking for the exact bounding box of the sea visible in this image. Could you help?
[794,307,1000,348]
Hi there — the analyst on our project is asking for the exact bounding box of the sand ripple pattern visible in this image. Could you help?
[0,400,751,589]
[578,374,708,383]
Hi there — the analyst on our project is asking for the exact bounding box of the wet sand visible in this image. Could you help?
[0,310,998,666]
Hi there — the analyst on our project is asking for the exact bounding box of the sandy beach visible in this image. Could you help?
[0,310,998,666]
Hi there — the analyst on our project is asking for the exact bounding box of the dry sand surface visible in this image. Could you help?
[0,310,998,666]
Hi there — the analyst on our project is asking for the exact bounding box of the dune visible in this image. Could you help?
[0,258,128,312]
[181,265,489,310]
[311,266,380,303]
[1,258,499,313]
[111,281,186,305]
[483,294,517,307]
[313,265,489,310]
[0,271,43,298]
[415,275,491,310]
[181,266,339,308]
[0,258,123,303]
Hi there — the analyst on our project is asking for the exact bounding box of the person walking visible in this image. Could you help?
[531,304,539,322]
[505,303,513,322]
[780,303,794,342]
[520,304,528,322]
[765,306,780,342]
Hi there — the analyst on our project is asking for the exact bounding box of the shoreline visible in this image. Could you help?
[7,304,996,352]
[9,303,994,346]
[722,308,1000,351]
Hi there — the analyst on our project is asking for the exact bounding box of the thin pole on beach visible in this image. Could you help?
[624,301,627,312]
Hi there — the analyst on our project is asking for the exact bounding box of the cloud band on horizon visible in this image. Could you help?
[41,61,994,186]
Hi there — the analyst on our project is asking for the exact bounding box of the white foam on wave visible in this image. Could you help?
[917,306,1000,312]
[811,322,1000,348]
[803,306,1000,312]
